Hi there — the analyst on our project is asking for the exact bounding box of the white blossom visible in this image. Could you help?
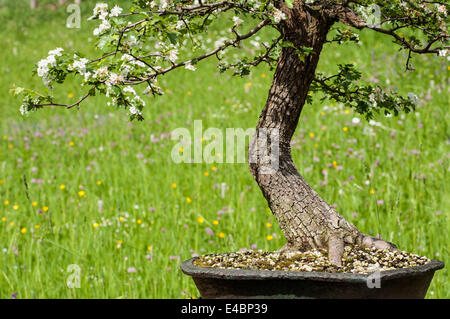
[407,92,418,106]
[70,57,89,75]
[437,5,447,16]
[93,3,108,18]
[123,35,140,49]
[159,0,170,10]
[93,66,109,80]
[108,72,124,86]
[176,20,185,29]
[20,104,28,116]
[129,106,142,116]
[168,49,178,63]
[37,59,49,77]
[233,16,244,26]
[110,5,123,17]
[185,62,196,71]
[93,19,111,36]
[36,48,64,78]
[123,86,136,95]
[273,9,287,23]
[48,48,64,57]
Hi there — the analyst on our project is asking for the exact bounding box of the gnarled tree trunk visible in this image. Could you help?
[249,3,395,266]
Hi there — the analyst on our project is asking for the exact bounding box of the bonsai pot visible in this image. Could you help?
[181,257,444,299]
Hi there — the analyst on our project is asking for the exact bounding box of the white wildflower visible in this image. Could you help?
[369,120,382,127]
[352,117,361,124]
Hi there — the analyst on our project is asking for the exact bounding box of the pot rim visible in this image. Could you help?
[181,256,444,283]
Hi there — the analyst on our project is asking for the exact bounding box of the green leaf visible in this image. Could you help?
[167,32,178,45]
[286,0,294,9]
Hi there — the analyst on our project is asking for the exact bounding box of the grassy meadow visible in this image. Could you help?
[0,0,448,298]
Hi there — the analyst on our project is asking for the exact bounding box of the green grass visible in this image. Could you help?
[0,1,448,298]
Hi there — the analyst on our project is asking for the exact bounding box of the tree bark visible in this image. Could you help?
[249,3,396,266]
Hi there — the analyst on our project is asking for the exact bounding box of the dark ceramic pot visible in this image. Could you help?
[181,257,444,299]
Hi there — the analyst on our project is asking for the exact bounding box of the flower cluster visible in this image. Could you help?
[36,48,64,86]
[92,3,122,36]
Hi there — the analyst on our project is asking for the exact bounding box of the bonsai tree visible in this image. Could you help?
[15,0,448,266]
